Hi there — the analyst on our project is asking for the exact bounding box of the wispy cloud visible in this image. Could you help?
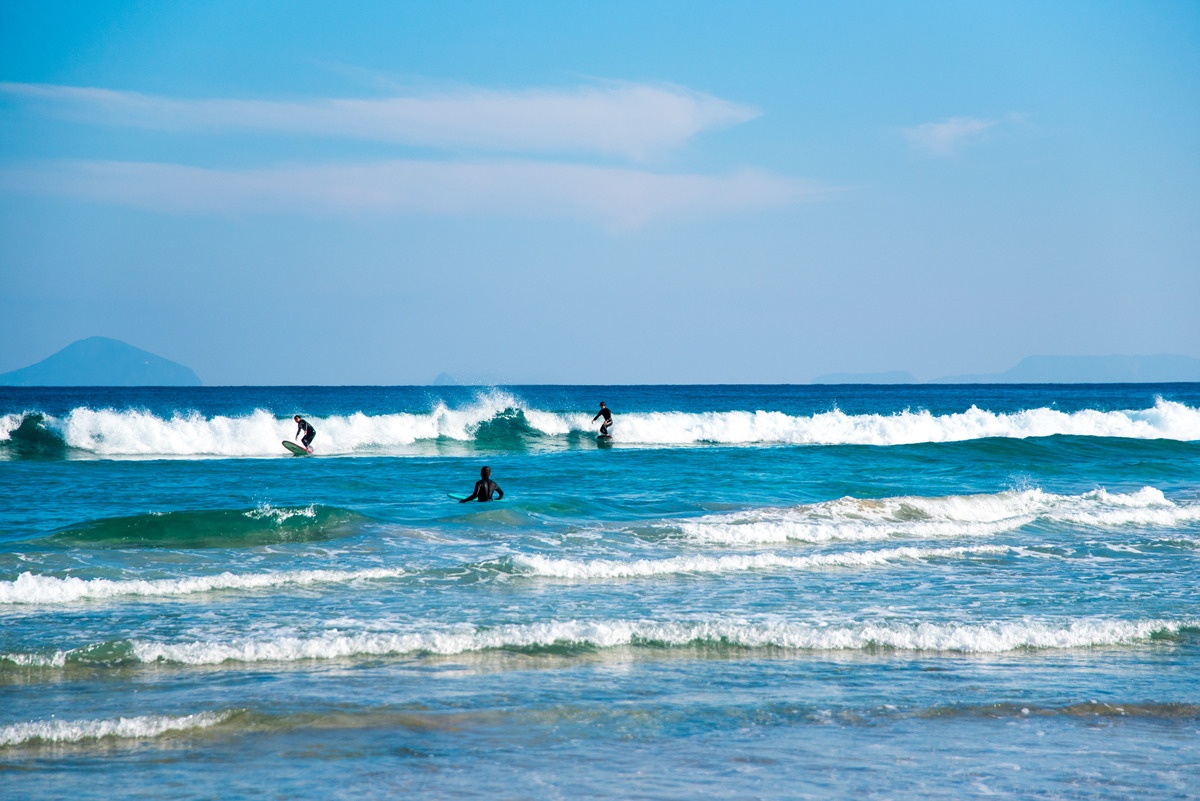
[0,81,758,162]
[902,116,998,157]
[0,159,817,230]
[0,80,820,227]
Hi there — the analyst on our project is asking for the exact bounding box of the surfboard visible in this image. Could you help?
[282,441,312,456]
[447,493,504,502]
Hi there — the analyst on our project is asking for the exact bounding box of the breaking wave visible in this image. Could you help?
[1,396,1197,458]
[6,617,1195,668]
[512,544,1012,579]
[672,487,1200,545]
[0,566,406,605]
[0,711,230,747]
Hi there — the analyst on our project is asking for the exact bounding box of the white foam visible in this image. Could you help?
[3,651,67,668]
[243,502,317,523]
[513,544,1011,579]
[0,711,229,747]
[675,487,1200,545]
[12,616,1191,667]
[0,567,407,605]
[0,412,27,441]
[29,390,531,457]
[666,617,1196,653]
[1047,487,1200,528]
[11,397,1199,456]
[604,398,1200,445]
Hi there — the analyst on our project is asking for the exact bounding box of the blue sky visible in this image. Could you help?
[1,0,1197,384]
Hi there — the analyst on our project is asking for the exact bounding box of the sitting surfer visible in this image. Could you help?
[592,401,613,438]
[461,466,503,502]
[293,415,316,453]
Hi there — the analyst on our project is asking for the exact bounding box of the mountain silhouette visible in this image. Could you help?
[0,337,202,386]
[933,354,1200,384]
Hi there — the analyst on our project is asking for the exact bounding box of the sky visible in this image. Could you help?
[1,0,1197,385]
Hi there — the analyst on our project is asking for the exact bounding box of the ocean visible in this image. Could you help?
[1,384,1198,799]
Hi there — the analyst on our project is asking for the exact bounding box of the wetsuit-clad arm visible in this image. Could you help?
[493,483,504,500]
[460,480,484,503]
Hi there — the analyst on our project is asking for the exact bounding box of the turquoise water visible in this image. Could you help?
[2,384,1199,799]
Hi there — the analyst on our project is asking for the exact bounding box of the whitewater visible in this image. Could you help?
[1,383,1198,800]
[3,392,1199,458]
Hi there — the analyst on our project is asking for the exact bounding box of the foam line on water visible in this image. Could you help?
[3,391,526,456]
[8,616,1194,667]
[604,398,1200,445]
[0,567,408,605]
[673,487,1200,545]
[3,397,1197,456]
[512,544,1012,579]
[0,711,230,747]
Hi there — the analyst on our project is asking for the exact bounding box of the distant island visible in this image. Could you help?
[813,355,1200,384]
[931,354,1200,384]
[0,336,203,386]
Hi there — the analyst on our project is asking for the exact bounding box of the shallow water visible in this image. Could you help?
[2,384,1198,799]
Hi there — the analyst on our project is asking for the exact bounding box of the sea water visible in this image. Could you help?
[1,384,1198,799]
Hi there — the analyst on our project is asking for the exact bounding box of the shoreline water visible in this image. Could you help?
[1,384,1198,799]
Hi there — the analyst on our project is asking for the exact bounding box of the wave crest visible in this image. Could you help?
[0,566,406,605]
[512,545,1011,579]
[0,712,230,747]
[50,504,369,548]
[7,617,1194,668]
[674,487,1200,545]
[2,396,1196,457]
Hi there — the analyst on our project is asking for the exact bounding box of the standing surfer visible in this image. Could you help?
[460,466,503,502]
[592,401,613,438]
[293,415,316,453]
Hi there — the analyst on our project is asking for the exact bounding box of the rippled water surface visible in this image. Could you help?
[2,384,1198,799]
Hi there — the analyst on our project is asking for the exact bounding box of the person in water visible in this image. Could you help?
[592,401,613,438]
[293,415,316,452]
[461,466,504,502]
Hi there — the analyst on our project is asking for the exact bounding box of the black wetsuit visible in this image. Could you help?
[592,406,613,436]
[462,479,503,502]
[295,418,316,449]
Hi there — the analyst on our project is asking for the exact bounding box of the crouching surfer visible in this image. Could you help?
[461,466,503,502]
[293,415,316,453]
[592,401,613,438]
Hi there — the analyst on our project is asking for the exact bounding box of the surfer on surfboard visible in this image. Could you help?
[293,415,316,453]
[592,401,613,439]
[460,466,503,502]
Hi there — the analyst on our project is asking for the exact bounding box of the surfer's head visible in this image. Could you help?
[481,466,491,479]
[294,415,301,422]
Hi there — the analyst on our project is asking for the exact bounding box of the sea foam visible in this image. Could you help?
[8,616,1193,668]
[673,487,1200,545]
[0,567,407,605]
[512,544,1011,579]
[2,396,1197,457]
[0,711,229,747]
[607,398,1200,445]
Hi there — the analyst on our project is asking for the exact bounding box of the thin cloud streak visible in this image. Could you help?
[0,159,817,230]
[903,116,998,157]
[0,82,759,161]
